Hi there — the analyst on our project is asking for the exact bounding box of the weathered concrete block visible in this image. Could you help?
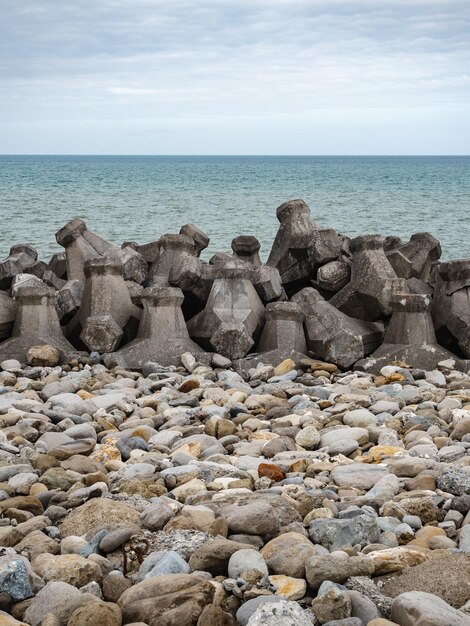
[387,232,441,281]
[330,235,404,321]
[56,279,83,321]
[315,259,350,294]
[293,287,384,369]
[187,257,265,359]
[0,290,16,341]
[356,293,457,372]
[56,217,146,285]
[239,301,307,368]
[148,234,200,287]
[104,286,208,368]
[267,199,342,294]
[115,244,148,285]
[0,244,38,290]
[27,260,66,290]
[11,273,44,298]
[55,218,102,283]
[432,259,470,358]
[180,223,210,255]
[252,265,284,303]
[68,257,141,353]
[232,236,261,267]
[0,283,78,365]
[48,252,67,279]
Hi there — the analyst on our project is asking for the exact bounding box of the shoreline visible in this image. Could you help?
[0,199,469,624]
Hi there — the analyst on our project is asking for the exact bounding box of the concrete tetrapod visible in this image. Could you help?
[67,257,141,353]
[292,287,384,369]
[187,256,265,360]
[355,293,457,373]
[330,234,404,321]
[432,259,470,358]
[0,244,38,290]
[55,218,103,284]
[180,223,210,255]
[0,290,16,340]
[315,259,350,295]
[386,232,441,282]
[267,199,342,295]
[231,236,262,268]
[239,301,308,369]
[0,283,78,365]
[104,286,208,369]
[137,223,209,267]
[147,234,202,287]
[56,217,147,285]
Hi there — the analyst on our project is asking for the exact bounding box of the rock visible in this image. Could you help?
[23,581,92,626]
[309,514,380,551]
[460,526,470,552]
[295,426,321,449]
[343,409,377,428]
[305,555,374,590]
[391,591,470,626]
[221,500,279,536]
[258,463,285,482]
[331,464,389,490]
[436,466,470,496]
[243,599,314,626]
[188,537,249,576]
[67,600,122,626]
[268,575,306,600]
[197,605,237,626]
[32,554,102,588]
[227,549,268,579]
[137,551,190,580]
[235,596,284,626]
[1,359,21,370]
[382,553,470,608]
[26,345,60,367]
[346,589,380,623]
[118,573,215,625]
[0,558,34,601]
[261,532,316,578]
[59,498,141,537]
[311,587,352,624]
[273,359,296,376]
[99,527,136,553]
[0,615,29,626]
[140,501,175,531]
[323,423,369,442]
[368,546,429,575]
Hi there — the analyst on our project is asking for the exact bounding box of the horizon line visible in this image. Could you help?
[1,153,469,158]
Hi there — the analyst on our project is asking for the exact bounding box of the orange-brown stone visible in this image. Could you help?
[258,463,285,482]
[178,379,200,393]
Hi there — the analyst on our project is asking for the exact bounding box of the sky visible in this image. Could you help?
[1,0,469,154]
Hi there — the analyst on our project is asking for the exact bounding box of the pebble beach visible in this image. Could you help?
[1,351,470,625]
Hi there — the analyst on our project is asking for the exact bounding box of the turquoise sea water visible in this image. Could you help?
[0,155,469,261]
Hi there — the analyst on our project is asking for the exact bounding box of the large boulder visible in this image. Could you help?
[260,532,316,578]
[23,581,97,626]
[59,498,141,537]
[32,554,102,588]
[391,591,470,626]
[118,573,214,625]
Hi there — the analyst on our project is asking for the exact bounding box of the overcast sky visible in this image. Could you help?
[1,0,469,154]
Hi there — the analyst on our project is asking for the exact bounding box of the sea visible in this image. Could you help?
[0,155,468,262]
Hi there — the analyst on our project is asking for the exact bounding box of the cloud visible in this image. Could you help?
[0,0,469,152]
